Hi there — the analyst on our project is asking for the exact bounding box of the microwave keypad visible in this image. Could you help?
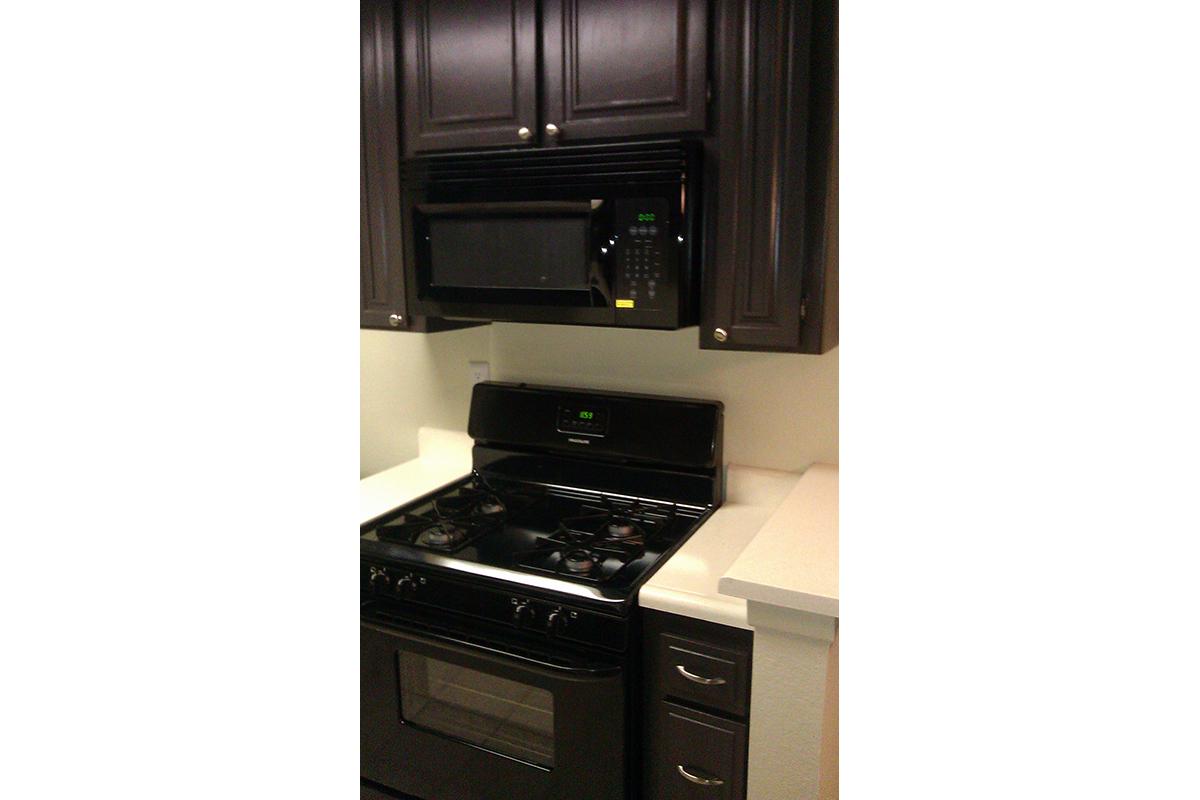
[615,199,669,310]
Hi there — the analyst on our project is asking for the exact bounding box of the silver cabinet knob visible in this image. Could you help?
[517,126,532,141]
[544,123,560,137]
[713,327,728,343]
[388,314,403,327]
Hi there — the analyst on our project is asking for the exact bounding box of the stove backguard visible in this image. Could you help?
[468,382,724,507]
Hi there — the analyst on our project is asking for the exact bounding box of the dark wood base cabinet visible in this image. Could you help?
[643,610,754,800]
[702,0,838,353]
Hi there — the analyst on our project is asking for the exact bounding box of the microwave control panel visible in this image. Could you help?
[613,198,670,312]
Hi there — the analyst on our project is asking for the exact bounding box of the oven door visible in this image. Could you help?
[361,620,626,800]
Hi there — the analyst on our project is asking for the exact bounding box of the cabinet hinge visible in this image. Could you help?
[800,297,808,320]
[706,79,713,104]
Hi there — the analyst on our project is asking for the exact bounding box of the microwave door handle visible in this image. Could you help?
[415,201,595,216]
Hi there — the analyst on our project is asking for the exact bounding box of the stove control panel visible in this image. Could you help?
[361,560,628,652]
[557,404,609,437]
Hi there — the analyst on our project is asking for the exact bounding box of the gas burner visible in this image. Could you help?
[372,479,552,553]
[605,519,641,540]
[416,523,467,549]
[562,549,598,574]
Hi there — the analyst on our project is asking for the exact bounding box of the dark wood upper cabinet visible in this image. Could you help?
[399,0,707,155]
[701,0,838,353]
[401,0,539,153]
[362,0,488,332]
[361,0,410,329]
[368,0,838,350]
[540,0,708,143]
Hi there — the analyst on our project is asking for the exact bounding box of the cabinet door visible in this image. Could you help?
[362,0,489,333]
[541,0,708,143]
[361,0,410,329]
[702,0,837,353]
[401,0,539,154]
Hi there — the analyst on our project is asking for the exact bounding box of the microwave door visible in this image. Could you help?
[417,201,595,293]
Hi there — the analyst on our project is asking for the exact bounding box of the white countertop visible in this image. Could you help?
[360,428,473,524]
[639,465,805,629]
[718,463,839,618]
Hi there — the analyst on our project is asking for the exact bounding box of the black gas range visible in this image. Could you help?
[361,382,723,800]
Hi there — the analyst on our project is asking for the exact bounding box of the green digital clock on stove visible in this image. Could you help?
[557,405,609,437]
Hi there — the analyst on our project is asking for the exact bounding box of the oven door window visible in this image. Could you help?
[398,651,556,767]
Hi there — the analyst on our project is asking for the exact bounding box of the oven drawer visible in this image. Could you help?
[657,632,750,717]
[648,702,747,800]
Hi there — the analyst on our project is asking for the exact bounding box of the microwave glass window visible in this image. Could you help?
[428,217,589,291]
[398,652,556,767]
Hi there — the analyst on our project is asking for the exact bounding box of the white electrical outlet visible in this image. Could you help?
[469,361,490,385]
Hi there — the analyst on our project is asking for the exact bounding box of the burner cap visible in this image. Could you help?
[478,496,505,515]
[562,549,597,574]
[417,523,465,548]
[606,519,639,539]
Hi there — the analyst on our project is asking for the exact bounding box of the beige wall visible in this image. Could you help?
[489,323,838,473]
[360,327,491,477]
[361,323,838,476]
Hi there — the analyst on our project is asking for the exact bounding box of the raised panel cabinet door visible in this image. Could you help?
[401,0,539,153]
[541,0,708,143]
[702,0,838,353]
[361,0,410,330]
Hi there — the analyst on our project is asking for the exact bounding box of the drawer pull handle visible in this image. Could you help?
[677,765,725,787]
[676,664,726,686]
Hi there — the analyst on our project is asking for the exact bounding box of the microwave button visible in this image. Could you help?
[628,225,638,236]
[648,225,658,236]
[638,225,649,236]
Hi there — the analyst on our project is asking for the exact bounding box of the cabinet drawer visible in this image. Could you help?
[658,632,750,717]
[648,701,747,800]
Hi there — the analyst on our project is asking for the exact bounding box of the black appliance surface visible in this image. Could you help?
[362,475,709,608]
[361,382,723,800]
[401,141,703,329]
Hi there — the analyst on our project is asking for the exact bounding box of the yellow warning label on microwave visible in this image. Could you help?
[615,299,635,309]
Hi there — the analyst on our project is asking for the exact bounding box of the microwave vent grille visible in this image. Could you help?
[402,141,693,190]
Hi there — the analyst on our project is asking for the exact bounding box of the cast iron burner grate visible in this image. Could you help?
[375,479,545,553]
[513,499,676,583]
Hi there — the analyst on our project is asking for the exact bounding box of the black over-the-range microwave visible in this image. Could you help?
[401,140,702,329]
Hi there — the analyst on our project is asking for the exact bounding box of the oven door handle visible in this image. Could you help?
[362,619,622,678]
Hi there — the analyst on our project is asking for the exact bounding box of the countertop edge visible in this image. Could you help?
[717,463,839,619]
[717,576,839,618]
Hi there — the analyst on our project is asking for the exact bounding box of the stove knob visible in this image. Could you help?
[395,575,417,599]
[512,601,533,628]
[368,567,391,593]
[546,608,568,636]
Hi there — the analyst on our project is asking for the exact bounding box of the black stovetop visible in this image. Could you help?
[360,473,708,603]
